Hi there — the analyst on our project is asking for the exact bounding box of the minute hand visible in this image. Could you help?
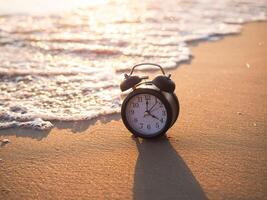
[146,100,149,111]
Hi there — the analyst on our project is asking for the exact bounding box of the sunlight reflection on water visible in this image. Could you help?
[0,0,266,130]
[0,0,107,14]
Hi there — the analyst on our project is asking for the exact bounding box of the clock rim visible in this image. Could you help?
[121,88,172,138]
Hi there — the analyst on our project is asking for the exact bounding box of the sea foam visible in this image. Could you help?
[0,0,266,130]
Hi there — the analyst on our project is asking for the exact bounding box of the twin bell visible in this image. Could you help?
[120,63,175,93]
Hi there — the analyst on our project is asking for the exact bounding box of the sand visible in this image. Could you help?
[1,22,267,200]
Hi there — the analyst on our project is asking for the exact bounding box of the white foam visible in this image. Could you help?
[0,0,266,130]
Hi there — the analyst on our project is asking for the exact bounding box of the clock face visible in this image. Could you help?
[125,93,168,136]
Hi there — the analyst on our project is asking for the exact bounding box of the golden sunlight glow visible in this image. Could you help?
[0,0,107,15]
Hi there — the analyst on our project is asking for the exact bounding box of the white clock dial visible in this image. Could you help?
[125,94,167,135]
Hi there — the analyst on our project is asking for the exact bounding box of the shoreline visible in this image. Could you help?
[0,20,265,130]
[0,18,261,131]
[1,22,267,199]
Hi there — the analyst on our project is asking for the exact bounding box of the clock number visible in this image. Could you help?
[139,123,143,129]
[134,118,138,123]
[162,110,166,116]
[137,97,142,102]
[132,103,139,108]
[130,110,134,115]
[160,118,164,123]
[156,122,159,128]
[147,124,151,130]
[144,95,151,100]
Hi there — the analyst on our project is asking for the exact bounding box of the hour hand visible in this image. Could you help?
[150,114,160,121]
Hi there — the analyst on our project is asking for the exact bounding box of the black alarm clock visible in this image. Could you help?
[120,63,179,138]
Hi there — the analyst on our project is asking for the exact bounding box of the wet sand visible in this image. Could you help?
[1,22,267,200]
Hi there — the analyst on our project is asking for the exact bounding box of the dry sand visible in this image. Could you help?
[1,22,267,200]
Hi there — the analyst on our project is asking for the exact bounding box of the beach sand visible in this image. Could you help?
[1,22,267,200]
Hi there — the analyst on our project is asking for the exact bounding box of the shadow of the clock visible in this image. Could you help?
[133,136,208,200]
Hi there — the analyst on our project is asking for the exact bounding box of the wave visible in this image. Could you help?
[0,0,266,130]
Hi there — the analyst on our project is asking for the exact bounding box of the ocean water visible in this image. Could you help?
[0,0,266,130]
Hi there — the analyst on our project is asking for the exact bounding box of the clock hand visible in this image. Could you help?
[148,98,158,112]
[150,102,163,113]
[144,100,149,117]
[150,103,162,114]
[150,114,160,121]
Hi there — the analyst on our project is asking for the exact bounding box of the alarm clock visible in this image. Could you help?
[120,63,179,138]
